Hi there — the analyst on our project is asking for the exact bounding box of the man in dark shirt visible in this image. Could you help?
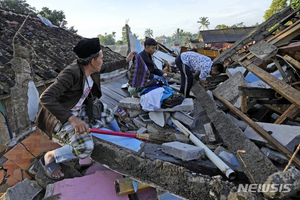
[139,38,167,80]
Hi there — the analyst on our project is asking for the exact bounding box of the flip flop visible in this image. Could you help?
[39,157,63,180]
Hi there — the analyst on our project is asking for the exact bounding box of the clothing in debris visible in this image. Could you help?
[140,86,174,111]
[139,50,164,79]
[129,53,150,87]
[175,51,212,97]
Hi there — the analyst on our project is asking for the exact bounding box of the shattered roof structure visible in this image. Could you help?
[2,5,300,200]
[0,8,125,96]
[199,27,256,43]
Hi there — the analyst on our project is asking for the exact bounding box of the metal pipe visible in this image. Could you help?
[170,117,236,180]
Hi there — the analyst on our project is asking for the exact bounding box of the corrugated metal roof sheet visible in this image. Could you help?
[199,27,256,43]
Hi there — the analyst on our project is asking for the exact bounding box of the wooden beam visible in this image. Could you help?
[238,86,276,98]
[213,92,300,170]
[241,95,247,113]
[283,54,300,70]
[274,104,300,124]
[268,21,300,47]
[236,59,300,109]
[272,57,289,83]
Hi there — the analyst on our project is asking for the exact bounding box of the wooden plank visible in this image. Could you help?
[241,95,247,113]
[268,21,300,46]
[238,86,276,98]
[236,59,300,109]
[274,104,300,124]
[264,104,300,122]
[283,54,300,70]
[213,92,300,170]
[272,57,289,82]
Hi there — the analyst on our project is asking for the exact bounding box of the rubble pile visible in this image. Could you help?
[1,5,300,200]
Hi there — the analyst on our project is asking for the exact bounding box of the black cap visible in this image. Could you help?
[73,38,101,58]
[144,38,157,46]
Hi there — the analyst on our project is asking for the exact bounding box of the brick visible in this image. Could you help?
[162,141,205,161]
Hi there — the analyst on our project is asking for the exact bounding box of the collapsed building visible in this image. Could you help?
[1,5,300,200]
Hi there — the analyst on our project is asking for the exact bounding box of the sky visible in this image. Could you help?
[25,0,273,41]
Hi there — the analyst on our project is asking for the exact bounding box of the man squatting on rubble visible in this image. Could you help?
[35,38,135,179]
[175,51,224,97]
[139,38,168,84]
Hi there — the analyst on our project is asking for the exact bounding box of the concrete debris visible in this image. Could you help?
[2,5,300,200]
[0,179,42,200]
[213,71,247,106]
[191,82,278,184]
[261,147,288,165]
[263,167,300,199]
[244,122,300,153]
[162,141,205,161]
[203,123,216,143]
[172,111,194,129]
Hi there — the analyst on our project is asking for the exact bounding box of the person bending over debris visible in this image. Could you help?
[35,38,135,179]
[175,51,224,97]
[139,38,168,83]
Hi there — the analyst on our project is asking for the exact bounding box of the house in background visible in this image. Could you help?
[199,27,256,50]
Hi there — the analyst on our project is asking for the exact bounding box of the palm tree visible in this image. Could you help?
[197,17,210,30]
[144,28,153,38]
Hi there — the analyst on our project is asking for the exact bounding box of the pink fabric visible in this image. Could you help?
[53,168,128,200]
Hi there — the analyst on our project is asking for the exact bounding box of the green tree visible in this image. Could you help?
[215,24,229,29]
[264,0,288,20]
[144,28,153,38]
[68,26,78,34]
[231,22,246,28]
[98,32,116,45]
[116,40,124,45]
[0,0,36,15]
[197,17,210,30]
[290,0,300,8]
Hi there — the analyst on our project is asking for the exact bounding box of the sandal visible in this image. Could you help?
[39,157,63,180]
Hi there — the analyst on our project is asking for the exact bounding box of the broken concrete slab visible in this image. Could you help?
[213,71,247,105]
[249,40,278,60]
[172,111,194,129]
[263,167,300,199]
[162,141,205,161]
[0,179,42,200]
[120,97,193,112]
[157,98,193,112]
[228,114,248,131]
[203,123,216,143]
[149,111,170,127]
[243,122,300,153]
[191,82,278,184]
[261,147,288,165]
[120,97,142,110]
[91,136,244,200]
[127,109,147,118]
